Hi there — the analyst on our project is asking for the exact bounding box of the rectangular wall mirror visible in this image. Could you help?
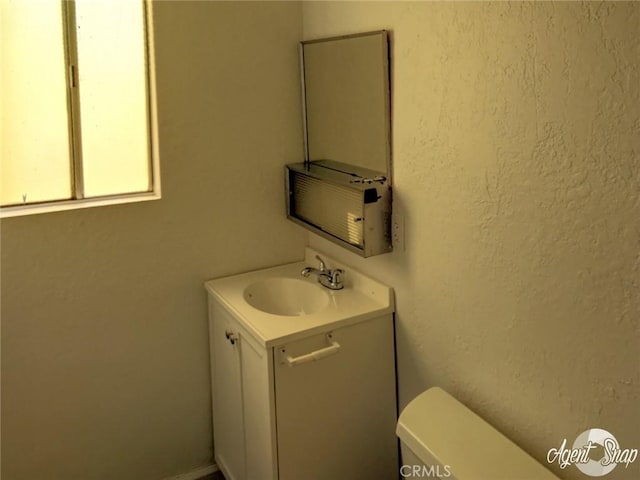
[302,30,391,178]
[286,30,393,257]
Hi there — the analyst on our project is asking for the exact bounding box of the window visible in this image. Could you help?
[0,0,159,217]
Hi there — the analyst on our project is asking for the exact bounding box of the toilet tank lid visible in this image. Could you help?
[396,387,560,480]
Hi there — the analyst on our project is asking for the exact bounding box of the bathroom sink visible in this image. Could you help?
[205,247,394,346]
[243,277,329,316]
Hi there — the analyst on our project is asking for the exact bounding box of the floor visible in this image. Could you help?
[199,471,225,480]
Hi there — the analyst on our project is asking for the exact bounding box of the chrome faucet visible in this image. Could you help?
[301,255,344,290]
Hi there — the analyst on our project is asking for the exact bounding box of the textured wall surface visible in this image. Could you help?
[0,2,305,479]
[304,2,639,479]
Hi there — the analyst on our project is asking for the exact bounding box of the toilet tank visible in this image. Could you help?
[396,387,560,480]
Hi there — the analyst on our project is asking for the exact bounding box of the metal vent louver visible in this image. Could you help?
[286,161,391,257]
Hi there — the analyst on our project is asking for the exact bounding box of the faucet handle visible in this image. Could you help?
[315,255,326,272]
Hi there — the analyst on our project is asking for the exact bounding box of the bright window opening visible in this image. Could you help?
[0,0,159,216]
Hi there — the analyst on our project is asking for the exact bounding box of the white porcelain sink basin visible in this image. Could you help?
[205,248,394,346]
[243,277,329,316]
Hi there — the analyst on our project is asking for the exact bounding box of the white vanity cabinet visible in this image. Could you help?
[206,250,398,480]
[209,300,277,480]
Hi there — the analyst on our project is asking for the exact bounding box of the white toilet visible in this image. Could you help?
[396,387,560,479]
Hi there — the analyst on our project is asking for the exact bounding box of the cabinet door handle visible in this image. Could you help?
[281,333,340,367]
[225,330,239,345]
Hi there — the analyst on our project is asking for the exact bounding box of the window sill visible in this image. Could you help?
[0,191,161,219]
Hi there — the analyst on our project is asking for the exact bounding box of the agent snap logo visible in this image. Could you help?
[547,428,638,477]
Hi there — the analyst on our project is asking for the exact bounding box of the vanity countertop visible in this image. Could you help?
[205,248,394,347]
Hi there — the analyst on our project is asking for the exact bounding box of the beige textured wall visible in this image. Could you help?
[304,2,639,479]
[0,2,304,479]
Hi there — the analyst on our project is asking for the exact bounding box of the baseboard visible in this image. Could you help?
[162,463,218,480]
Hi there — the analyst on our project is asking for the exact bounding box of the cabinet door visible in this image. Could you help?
[274,316,398,480]
[240,331,277,480]
[209,301,245,480]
